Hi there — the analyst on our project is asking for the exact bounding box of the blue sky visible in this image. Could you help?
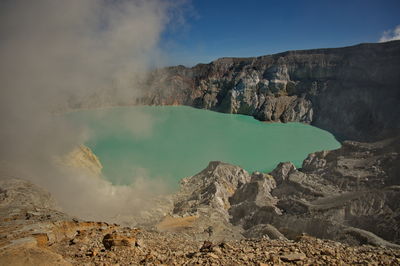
[161,0,400,66]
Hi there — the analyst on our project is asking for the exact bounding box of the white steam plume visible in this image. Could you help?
[379,25,400,42]
[0,0,186,223]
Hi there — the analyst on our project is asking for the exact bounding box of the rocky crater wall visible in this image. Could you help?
[142,41,400,141]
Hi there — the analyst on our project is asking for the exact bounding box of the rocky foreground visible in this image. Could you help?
[0,178,399,265]
[1,135,399,265]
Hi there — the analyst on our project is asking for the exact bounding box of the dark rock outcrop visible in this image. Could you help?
[142,41,400,141]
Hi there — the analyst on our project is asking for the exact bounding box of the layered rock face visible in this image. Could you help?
[168,136,400,247]
[142,41,400,141]
[231,137,400,247]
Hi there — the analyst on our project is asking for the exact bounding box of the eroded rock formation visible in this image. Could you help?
[167,136,400,247]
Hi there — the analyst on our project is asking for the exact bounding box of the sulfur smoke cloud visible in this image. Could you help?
[0,0,185,223]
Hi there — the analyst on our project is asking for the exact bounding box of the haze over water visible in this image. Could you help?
[67,106,341,186]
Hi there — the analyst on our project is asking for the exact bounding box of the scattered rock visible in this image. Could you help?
[280,252,307,262]
[199,240,213,252]
[102,233,135,250]
[135,238,145,248]
[208,253,219,259]
[212,246,222,254]
[85,248,98,257]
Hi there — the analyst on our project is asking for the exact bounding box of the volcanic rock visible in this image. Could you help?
[102,233,136,250]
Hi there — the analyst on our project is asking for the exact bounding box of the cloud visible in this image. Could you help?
[379,25,400,42]
[0,0,186,223]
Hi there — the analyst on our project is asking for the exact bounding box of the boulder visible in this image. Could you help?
[102,233,136,250]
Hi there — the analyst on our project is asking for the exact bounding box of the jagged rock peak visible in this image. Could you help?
[193,161,250,186]
[173,161,251,218]
[270,162,296,185]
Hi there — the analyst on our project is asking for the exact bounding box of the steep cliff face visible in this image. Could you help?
[143,41,400,141]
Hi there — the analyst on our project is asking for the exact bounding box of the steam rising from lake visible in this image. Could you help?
[0,0,187,222]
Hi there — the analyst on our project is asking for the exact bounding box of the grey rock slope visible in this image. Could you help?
[0,177,71,229]
[142,41,400,141]
[0,178,58,210]
[169,136,400,247]
[168,161,250,241]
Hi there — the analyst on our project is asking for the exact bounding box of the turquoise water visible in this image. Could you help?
[67,106,340,186]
